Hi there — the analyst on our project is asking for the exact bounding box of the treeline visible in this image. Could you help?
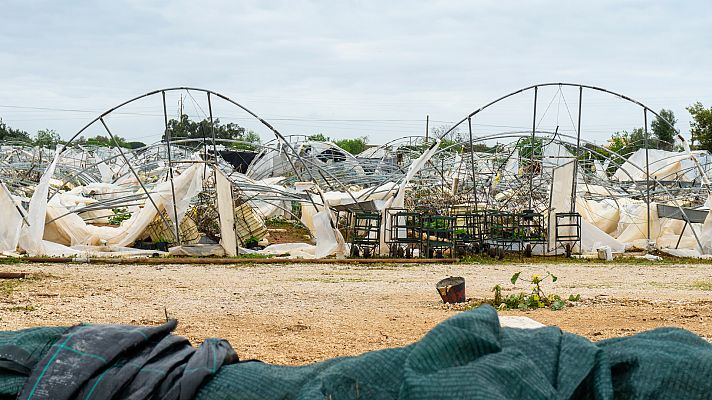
[598,103,712,157]
[0,119,146,149]
[164,114,261,150]
[0,114,263,150]
[308,134,369,155]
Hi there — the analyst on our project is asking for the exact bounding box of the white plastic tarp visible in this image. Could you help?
[580,219,625,254]
[42,163,207,250]
[215,168,238,256]
[613,148,707,182]
[0,183,24,253]
[548,161,575,251]
[18,148,62,255]
[313,210,339,258]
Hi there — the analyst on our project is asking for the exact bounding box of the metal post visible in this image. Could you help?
[529,87,538,210]
[468,117,478,212]
[571,86,583,212]
[644,109,651,247]
[162,91,182,245]
[425,115,429,142]
[207,93,218,166]
[441,157,445,199]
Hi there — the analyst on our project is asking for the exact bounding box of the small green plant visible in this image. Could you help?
[244,236,259,249]
[108,208,131,225]
[266,216,297,228]
[424,219,449,230]
[489,271,580,311]
[9,304,35,312]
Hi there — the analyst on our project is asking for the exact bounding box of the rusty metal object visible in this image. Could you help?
[436,276,466,303]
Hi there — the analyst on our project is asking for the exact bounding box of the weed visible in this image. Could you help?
[459,253,712,266]
[487,271,580,311]
[108,208,132,225]
[8,305,35,312]
[0,279,23,297]
[692,280,712,291]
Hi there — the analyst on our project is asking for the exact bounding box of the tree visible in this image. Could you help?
[165,114,260,150]
[125,141,147,149]
[606,128,646,157]
[34,129,62,148]
[0,118,31,143]
[308,133,330,142]
[74,135,145,149]
[651,109,677,151]
[333,136,368,155]
[687,102,712,151]
[430,124,461,142]
[85,135,124,147]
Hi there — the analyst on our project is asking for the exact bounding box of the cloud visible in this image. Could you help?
[0,0,710,142]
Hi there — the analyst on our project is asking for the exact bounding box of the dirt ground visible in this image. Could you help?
[1,261,712,365]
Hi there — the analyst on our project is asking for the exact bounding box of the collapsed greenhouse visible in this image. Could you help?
[2,84,711,260]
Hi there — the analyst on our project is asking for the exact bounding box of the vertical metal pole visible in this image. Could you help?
[425,115,429,142]
[162,91,182,245]
[441,157,445,199]
[571,86,583,212]
[468,117,478,212]
[644,109,651,247]
[207,93,219,166]
[529,87,538,210]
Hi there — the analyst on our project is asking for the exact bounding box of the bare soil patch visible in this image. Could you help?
[1,261,711,365]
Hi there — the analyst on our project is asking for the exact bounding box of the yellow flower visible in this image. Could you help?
[531,274,542,284]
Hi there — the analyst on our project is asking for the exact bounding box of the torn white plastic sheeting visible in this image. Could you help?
[542,142,574,168]
[259,242,316,259]
[97,162,113,183]
[319,182,399,208]
[313,211,337,258]
[700,203,712,254]
[613,148,707,182]
[393,141,441,208]
[67,182,127,201]
[548,161,575,252]
[297,182,397,244]
[18,147,62,256]
[294,179,347,259]
[42,163,207,249]
[593,160,608,180]
[680,137,711,186]
[0,183,24,253]
[216,168,238,257]
[169,244,226,257]
[165,157,206,231]
[580,219,625,254]
[504,148,519,176]
[577,197,619,234]
[616,201,661,248]
[659,248,712,259]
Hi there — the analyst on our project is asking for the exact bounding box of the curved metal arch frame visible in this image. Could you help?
[443,82,708,252]
[46,88,368,246]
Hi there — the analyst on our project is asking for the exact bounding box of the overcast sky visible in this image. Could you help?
[1,0,710,145]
